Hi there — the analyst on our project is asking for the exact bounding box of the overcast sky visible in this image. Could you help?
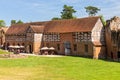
[0,0,120,26]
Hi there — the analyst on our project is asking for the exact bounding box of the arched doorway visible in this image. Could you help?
[29,45,33,53]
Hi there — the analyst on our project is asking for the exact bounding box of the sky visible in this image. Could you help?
[0,0,120,26]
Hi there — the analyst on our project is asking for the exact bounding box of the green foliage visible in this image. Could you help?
[85,6,100,16]
[0,20,6,27]
[52,17,61,20]
[17,20,23,24]
[11,20,16,25]
[11,20,23,25]
[61,5,76,19]
[52,5,76,20]
[100,15,106,26]
[0,56,120,80]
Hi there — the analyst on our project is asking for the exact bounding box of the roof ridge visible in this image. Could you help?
[50,16,100,22]
[29,25,45,33]
[10,16,100,26]
[7,16,100,34]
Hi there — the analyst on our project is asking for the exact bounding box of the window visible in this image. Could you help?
[73,32,91,42]
[73,44,77,51]
[85,44,88,53]
[43,33,60,41]
[57,44,60,50]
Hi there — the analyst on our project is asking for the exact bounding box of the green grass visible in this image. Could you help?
[0,49,11,54]
[0,56,120,80]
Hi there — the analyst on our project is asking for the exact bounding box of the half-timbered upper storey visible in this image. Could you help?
[5,16,105,45]
[4,16,106,59]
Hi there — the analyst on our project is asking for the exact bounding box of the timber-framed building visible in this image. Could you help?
[4,16,106,59]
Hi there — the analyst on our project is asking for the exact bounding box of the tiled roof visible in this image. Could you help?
[44,16,100,33]
[6,23,30,35]
[30,25,45,33]
[6,22,47,35]
[6,16,100,35]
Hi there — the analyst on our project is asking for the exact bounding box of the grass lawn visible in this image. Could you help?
[0,55,120,80]
[0,49,11,54]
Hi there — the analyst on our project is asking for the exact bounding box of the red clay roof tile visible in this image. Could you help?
[6,16,100,35]
[30,25,45,33]
[44,16,100,33]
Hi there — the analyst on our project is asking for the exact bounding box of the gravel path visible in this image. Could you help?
[20,53,64,57]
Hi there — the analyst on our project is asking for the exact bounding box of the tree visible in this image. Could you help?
[0,20,6,27]
[85,6,100,16]
[11,20,23,25]
[52,17,61,20]
[17,20,23,24]
[100,15,106,26]
[11,20,16,25]
[51,5,77,20]
[61,5,76,19]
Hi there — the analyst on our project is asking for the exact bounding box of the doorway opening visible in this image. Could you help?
[111,52,113,59]
[117,51,120,59]
[64,41,71,55]
[29,45,33,53]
